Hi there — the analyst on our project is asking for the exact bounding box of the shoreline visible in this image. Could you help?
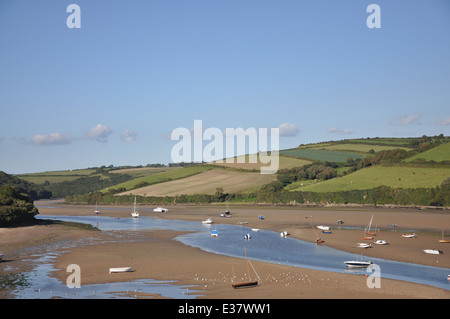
[1,200,449,299]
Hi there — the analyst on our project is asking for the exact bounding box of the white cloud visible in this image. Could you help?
[121,129,138,142]
[328,127,354,135]
[85,124,112,142]
[389,113,422,125]
[278,123,299,137]
[31,132,72,146]
[433,116,450,125]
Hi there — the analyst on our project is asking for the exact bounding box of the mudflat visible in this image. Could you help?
[1,200,449,299]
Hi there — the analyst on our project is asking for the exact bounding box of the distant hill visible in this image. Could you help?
[0,171,51,200]
[16,135,450,206]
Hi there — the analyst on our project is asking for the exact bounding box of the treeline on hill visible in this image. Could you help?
[0,171,51,200]
[45,170,133,198]
[0,185,39,226]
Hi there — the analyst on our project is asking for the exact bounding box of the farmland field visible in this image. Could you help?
[103,165,213,192]
[404,142,450,162]
[19,168,97,184]
[118,168,276,196]
[211,155,311,171]
[280,149,364,162]
[306,143,412,153]
[288,166,450,192]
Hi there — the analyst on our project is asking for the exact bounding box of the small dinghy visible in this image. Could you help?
[423,249,443,255]
[109,267,133,274]
[280,231,289,237]
[344,260,373,268]
[244,234,251,240]
[373,240,388,245]
[202,218,214,224]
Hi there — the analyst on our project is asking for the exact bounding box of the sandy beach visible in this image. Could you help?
[1,200,449,299]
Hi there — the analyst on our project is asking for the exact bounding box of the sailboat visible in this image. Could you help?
[131,197,139,218]
[94,202,100,214]
[365,214,377,236]
[439,229,450,243]
[232,246,259,289]
[310,220,324,244]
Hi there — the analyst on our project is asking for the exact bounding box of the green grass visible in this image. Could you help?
[110,166,179,178]
[280,149,364,163]
[103,165,213,192]
[18,168,97,184]
[404,142,450,162]
[308,143,412,153]
[288,166,450,192]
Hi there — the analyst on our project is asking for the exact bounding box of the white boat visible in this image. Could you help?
[251,228,260,232]
[153,207,168,213]
[344,260,373,268]
[109,267,133,273]
[357,243,372,248]
[423,249,443,255]
[94,202,100,214]
[202,218,213,224]
[374,240,388,245]
[280,231,289,237]
[401,233,416,238]
[131,197,139,218]
[317,225,331,231]
[244,234,251,240]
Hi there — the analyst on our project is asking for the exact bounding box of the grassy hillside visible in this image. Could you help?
[404,142,450,162]
[280,148,365,162]
[288,166,450,192]
[19,169,97,185]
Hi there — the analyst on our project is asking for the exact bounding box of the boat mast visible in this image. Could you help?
[244,245,251,282]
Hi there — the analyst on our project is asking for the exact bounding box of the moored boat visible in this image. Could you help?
[423,249,443,255]
[402,233,416,238]
[232,246,259,289]
[317,225,331,231]
[202,218,214,224]
[344,260,373,268]
[373,240,388,245]
[439,229,450,243]
[109,267,133,273]
[211,230,218,237]
[357,243,371,248]
[131,197,139,218]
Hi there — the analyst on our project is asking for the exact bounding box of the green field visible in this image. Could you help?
[404,142,450,162]
[280,149,364,163]
[211,155,311,171]
[306,143,412,153]
[19,168,97,184]
[288,166,450,192]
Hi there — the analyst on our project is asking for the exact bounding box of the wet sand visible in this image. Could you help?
[1,200,449,299]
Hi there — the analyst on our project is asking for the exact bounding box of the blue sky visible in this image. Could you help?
[1,0,449,174]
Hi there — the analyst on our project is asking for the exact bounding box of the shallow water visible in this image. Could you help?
[10,215,450,299]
